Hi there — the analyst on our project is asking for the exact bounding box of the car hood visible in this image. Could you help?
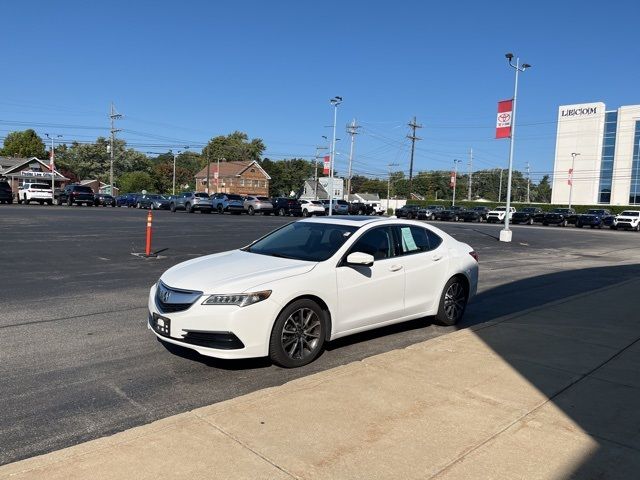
[160,250,317,293]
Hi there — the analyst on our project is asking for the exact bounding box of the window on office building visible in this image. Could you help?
[598,111,618,204]
[630,121,640,205]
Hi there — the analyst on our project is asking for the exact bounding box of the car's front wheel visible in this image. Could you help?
[269,299,326,368]
[248,206,255,216]
[435,276,468,326]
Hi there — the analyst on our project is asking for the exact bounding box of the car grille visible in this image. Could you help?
[155,282,202,314]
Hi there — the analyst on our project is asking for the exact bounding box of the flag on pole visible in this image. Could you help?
[495,99,513,139]
[567,168,573,186]
[450,171,456,188]
[323,155,330,175]
[49,150,55,172]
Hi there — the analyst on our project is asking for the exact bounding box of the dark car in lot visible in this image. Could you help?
[348,202,375,215]
[511,207,545,225]
[94,193,116,207]
[459,206,491,223]
[439,206,466,222]
[57,184,95,206]
[137,194,170,210]
[272,197,303,216]
[575,209,613,229]
[0,180,13,204]
[417,205,445,220]
[116,192,141,208]
[395,204,421,219]
[542,208,576,227]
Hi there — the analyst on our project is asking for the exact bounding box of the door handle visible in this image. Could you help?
[432,254,443,261]
[389,264,403,272]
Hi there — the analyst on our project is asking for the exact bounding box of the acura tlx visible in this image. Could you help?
[148,216,479,368]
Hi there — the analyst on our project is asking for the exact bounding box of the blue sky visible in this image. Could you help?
[1,0,639,183]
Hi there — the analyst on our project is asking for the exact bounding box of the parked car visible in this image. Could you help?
[511,207,545,225]
[116,192,141,208]
[395,204,421,219]
[299,199,325,217]
[211,193,245,214]
[417,205,445,220]
[243,195,274,215]
[57,184,95,206]
[611,210,640,231]
[17,182,53,205]
[369,202,385,215]
[138,194,170,210]
[575,209,613,229]
[459,206,491,223]
[348,202,375,216]
[439,206,467,222]
[0,180,13,204]
[542,208,576,227]
[148,217,479,367]
[170,192,212,213]
[94,193,116,207]
[486,206,516,223]
[272,197,303,217]
[318,199,350,215]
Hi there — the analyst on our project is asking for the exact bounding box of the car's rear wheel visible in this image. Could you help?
[528,218,534,225]
[269,299,325,368]
[217,204,224,214]
[278,207,286,216]
[430,214,435,221]
[248,206,255,216]
[170,203,176,212]
[561,219,567,227]
[435,276,468,326]
[67,198,73,206]
[185,203,193,213]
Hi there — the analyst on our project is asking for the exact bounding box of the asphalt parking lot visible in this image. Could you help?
[1,204,640,465]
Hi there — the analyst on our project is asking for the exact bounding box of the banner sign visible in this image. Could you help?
[568,168,573,186]
[496,99,513,139]
[450,171,456,188]
[323,155,330,175]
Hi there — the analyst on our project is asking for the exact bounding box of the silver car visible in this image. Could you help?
[243,195,274,215]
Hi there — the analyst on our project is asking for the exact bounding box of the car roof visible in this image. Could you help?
[299,216,395,226]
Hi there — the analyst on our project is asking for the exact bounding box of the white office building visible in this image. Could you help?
[551,102,640,206]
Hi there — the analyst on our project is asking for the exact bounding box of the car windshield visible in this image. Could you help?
[194,193,209,198]
[312,201,323,205]
[522,208,537,213]
[148,195,162,200]
[494,207,507,211]
[553,209,571,213]
[620,211,640,217]
[227,194,243,200]
[30,183,51,189]
[427,205,439,209]
[257,196,270,201]
[474,207,486,211]
[587,210,605,214]
[245,222,358,262]
[75,186,93,193]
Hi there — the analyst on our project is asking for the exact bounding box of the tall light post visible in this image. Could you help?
[45,133,62,201]
[501,52,532,243]
[313,145,328,200]
[173,146,189,195]
[568,152,580,209]
[452,159,461,207]
[328,96,342,216]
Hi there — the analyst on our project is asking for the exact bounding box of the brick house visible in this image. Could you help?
[194,160,271,196]
[0,157,69,193]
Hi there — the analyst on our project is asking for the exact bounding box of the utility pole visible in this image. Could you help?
[328,96,342,216]
[387,162,399,214]
[526,161,531,203]
[467,148,473,201]
[346,119,360,199]
[314,146,328,200]
[407,116,422,195]
[109,103,122,196]
[498,168,503,202]
[45,133,62,201]
[452,159,461,207]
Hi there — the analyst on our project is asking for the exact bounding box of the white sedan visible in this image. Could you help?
[148,217,479,367]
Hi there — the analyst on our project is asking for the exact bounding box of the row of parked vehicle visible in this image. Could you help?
[395,204,640,231]
[3,182,387,217]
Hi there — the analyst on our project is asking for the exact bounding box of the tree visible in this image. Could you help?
[1,129,46,158]
[202,131,265,162]
[534,175,552,203]
[118,171,155,193]
[261,158,314,197]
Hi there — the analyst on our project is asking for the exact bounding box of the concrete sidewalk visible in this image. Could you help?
[2,279,640,480]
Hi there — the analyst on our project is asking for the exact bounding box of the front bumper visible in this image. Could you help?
[147,283,279,359]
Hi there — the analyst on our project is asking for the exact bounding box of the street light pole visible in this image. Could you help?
[568,152,580,209]
[45,133,62,202]
[452,159,461,207]
[501,53,532,243]
[314,145,328,200]
[328,96,342,216]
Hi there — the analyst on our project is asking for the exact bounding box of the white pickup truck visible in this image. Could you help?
[17,182,53,205]
[486,206,516,223]
[611,210,640,231]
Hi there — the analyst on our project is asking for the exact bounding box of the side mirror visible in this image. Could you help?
[346,252,374,267]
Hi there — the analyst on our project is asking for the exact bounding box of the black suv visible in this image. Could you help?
[272,197,302,216]
[511,207,545,225]
[459,206,491,223]
[0,180,13,204]
[395,204,421,219]
[57,185,95,206]
[542,208,576,227]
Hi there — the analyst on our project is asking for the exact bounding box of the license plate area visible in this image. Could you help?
[151,312,171,337]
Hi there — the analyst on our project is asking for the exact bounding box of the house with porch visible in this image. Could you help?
[0,157,69,193]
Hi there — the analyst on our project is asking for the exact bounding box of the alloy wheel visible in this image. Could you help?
[443,282,466,323]
[280,308,321,361]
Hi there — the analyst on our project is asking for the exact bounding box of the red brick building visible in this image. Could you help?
[194,160,271,196]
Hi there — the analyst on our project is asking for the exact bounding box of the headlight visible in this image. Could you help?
[202,290,272,307]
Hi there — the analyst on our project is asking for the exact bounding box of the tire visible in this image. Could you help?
[248,206,255,216]
[67,198,73,207]
[185,203,193,213]
[268,299,326,368]
[528,218,534,225]
[136,202,141,209]
[170,203,176,212]
[561,219,567,227]
[150,203,155,210]
[434,276,468,326]
[542,222,548,226]
[278,207,286,216]
[407,212,414,220]
[430,214,435,221]
[302,209,310,217]
[454,216,459,222]
[635,224,640,232]
[56,197,62,206]
[576,222,583,228]
[217,204,224,214]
